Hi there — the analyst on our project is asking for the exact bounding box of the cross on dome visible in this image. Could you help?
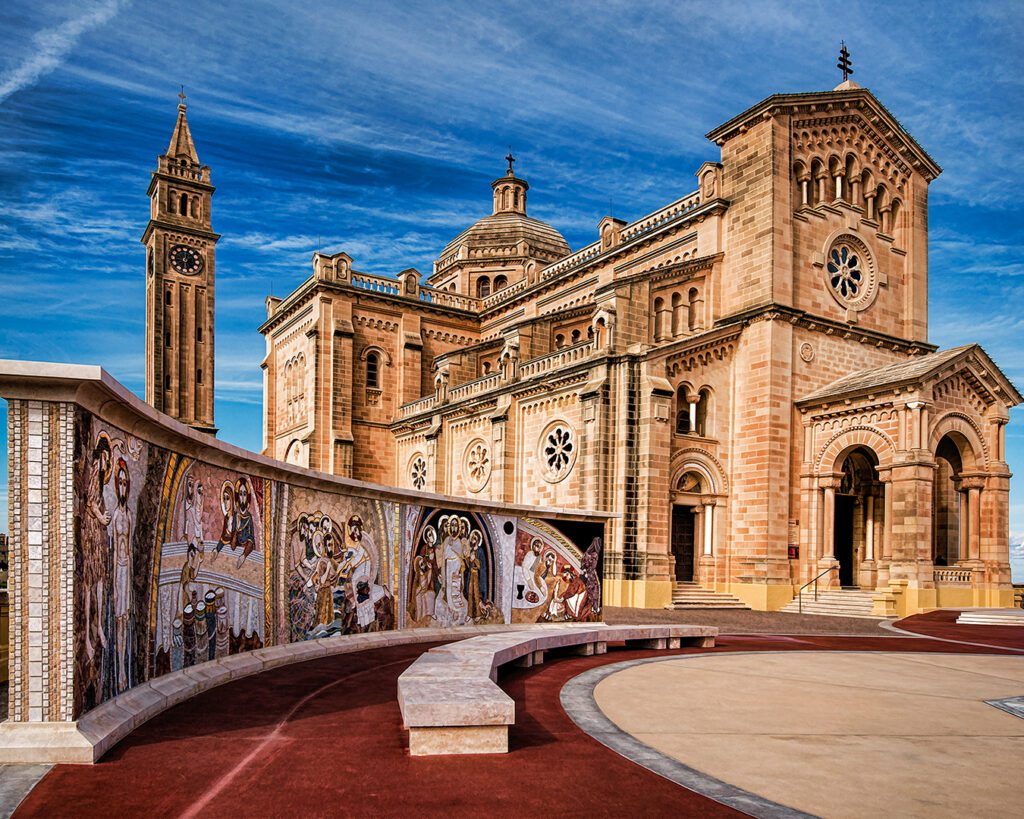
[505,150,516,176]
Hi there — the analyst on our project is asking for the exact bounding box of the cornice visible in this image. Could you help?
[705,88,941,181]
[718,303,938,356]
[258,276,482,336]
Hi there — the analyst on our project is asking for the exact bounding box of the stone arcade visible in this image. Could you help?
[159,79,1018,615]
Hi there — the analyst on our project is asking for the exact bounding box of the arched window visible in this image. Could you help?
[687,288,700,331]
[654,296,668,341]
[179,193,189,217]
[889,198,904,245]
[571,329,581,344]
[366,352,381,389]
[493,275,508,291]
[675,385,691,434]
[672,291,684,336]
[482,361,491,374]
[476,277,491,298]
[810,158,826,205]
[555,334,565,349]
[695,388,711,437]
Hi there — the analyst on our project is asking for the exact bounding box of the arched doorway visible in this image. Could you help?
[834,447,881,587]
[933,435,964,566]
[671,470,710,583]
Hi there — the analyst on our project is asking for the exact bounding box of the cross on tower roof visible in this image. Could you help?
[505,150,515,176]
[178,85,187,107]
[837,42,854,82]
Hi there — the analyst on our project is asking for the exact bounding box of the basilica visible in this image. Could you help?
[144,78,1020,614]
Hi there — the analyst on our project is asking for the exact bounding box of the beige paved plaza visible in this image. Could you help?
[594,651,1024,818]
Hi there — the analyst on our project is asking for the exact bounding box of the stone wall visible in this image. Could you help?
[1,362,606,723]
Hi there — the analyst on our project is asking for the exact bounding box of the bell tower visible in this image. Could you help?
[142,91,219,435]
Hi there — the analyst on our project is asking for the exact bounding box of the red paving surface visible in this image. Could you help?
[894,609,1024,650]
[17,621,1023,818]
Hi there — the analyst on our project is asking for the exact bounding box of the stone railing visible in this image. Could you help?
[447,371,504,403]
[934,567,974,584]
[418,286,480,312]
[540,241,603,282]
[350,272,402,297]
[535,189,705,286]
[518,339,596,380]
[618,190,702,243]
[481,278,529,309]
[398,394,437,419]
[157,155,209,183]
[0,359,608,761]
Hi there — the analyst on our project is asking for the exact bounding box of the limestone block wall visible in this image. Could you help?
[1,362,606,724]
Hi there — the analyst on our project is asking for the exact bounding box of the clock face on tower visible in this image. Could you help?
[169,244,204,275]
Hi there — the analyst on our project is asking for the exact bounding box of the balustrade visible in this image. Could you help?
[933,567,974,584]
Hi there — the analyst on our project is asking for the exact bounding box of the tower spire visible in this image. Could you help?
[166,87,200,164]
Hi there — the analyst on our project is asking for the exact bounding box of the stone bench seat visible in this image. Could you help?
[397,623,717,756]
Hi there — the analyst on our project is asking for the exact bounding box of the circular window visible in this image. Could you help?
[409,455,427,491]
[463,439,491,493]
[823,235,877,312]
[538,421,577,484]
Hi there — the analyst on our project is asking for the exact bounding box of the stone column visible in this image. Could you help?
[702,499,715,555]
[877,471,893,588]
[3,399,76,730]
[817,476,841,588]
[654,302,671,342]
[851,177,862,206]
[865,191,877,221]
[962,477,985,563]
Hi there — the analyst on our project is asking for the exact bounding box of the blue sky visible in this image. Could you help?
[1,1,1022,570]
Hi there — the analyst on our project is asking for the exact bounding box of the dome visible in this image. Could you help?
[438,211,570,263]
[432,158,571,279]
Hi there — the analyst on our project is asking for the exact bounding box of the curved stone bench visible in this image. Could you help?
[397,623,717,755]
[0,625,526,764]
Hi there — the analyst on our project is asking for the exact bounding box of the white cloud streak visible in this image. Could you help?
[0,0,128,104]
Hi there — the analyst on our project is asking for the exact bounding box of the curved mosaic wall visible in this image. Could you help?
[2,372,604,722]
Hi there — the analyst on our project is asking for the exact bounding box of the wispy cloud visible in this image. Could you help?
[0,1,128,104]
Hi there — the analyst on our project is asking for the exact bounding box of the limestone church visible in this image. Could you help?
[144,77,1020,615]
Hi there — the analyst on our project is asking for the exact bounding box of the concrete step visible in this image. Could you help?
[956,610,1024,626]
[665,584,750,611]
[780,588,882,619]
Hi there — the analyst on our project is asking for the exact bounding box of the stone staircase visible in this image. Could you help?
[956,609,1024,626]
[666,582,750,610]
[781,587,885,619]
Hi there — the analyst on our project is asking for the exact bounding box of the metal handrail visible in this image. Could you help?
[797,566,834,614]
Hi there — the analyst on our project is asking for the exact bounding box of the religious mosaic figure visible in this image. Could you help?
[182,477,205,547]
[233,478,256,567]
[110,457,134,692]
[215,481,236,559]
[83,432,113,663]
[287,507,394,639]
[408,511,501,628]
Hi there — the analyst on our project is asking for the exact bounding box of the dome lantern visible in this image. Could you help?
[491,152,529,215]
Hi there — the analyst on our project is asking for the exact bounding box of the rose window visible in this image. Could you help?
[410,456,427,491]
[827,244,862,299]
[464,440,491,492]
[539,422,577,483]
[820,234,879,315]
